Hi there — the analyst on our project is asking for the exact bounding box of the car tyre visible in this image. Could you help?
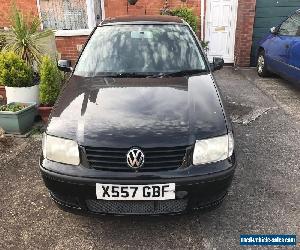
[257,51,269,77]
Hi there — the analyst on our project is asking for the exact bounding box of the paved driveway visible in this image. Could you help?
[0,68,299,249]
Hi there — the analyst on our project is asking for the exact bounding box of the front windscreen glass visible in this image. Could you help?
[74,24,207,77]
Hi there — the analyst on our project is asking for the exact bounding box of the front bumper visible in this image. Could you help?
[40,155,236,215]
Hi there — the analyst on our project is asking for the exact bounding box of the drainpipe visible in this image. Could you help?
[200,0,205,40]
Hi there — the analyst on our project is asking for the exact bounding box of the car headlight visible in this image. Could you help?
[193,133,234,165]
[43,134,80,165]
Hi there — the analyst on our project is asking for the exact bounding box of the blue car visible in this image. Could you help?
[257,9,300,84]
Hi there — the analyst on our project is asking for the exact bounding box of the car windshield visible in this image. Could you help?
[74,24,207,77]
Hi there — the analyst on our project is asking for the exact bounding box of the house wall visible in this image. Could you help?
[56,0,201,65]
[234,0,257,67]
[58,0,257,67]
[0,0,257,67]
[105,0,200,26]
[55,35,88,64]
[0,0,38,28]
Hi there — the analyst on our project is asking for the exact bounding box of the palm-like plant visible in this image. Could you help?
[1,4,53,68]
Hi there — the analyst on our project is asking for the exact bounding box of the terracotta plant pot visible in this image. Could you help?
[0,85,6,104]
[38,106,53,124]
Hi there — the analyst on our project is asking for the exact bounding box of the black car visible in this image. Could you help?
[40,15,236,215]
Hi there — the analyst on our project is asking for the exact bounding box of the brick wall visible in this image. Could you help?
[105,0,200,18]
[55,36,89,65]
[234,0,257,67]
[0,0,38,28]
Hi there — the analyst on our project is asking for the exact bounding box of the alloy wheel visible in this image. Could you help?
[257,55,265,74]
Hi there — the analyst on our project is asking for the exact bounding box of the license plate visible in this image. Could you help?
[96,183,176,200]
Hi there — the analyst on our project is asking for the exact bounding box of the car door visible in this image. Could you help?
[265,13,298,76]
[287,12,300,84]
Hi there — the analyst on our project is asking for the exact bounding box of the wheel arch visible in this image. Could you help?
[257,46,265,54]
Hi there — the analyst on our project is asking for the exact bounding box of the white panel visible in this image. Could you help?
[222,5,230,26]
[211,4,221,26]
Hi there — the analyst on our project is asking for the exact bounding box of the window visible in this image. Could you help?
[279,13,300,36]
[74,25,207,77]
[40,0,103,30]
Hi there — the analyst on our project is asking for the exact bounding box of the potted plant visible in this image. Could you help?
[0,51,40,104]
[0,5,53,105]
[1,4,53,67]
[0,102,36,134]
[38,56,62,123]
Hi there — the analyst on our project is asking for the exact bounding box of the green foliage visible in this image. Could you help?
[201,40,209,52]
[39,56,62,106]
[169,7,198,33]
[0,51,34,87]
[0,34,5,51]
[0,103,26,112]
[162,7,209,52]
[0,4,53,68]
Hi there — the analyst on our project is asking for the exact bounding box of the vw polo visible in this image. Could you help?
[40,16,236,215]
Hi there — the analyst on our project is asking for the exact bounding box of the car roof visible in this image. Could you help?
[101,15,184,25]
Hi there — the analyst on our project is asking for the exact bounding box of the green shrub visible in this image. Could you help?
[0,34,5,51]
[161,7,209,52]
[201,40,209,52]
[0,103,26,112]
[0,38,6,86]
[39,56,62,106]
[0,51,34,87]
[169,7,198,33]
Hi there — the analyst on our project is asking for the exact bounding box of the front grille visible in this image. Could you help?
[84,146,192,172]
[86,199,188,215]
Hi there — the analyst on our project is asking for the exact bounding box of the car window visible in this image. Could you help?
[74,24,207,77]
[278,13,300,36]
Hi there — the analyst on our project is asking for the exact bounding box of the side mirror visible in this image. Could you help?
[211,57,224,71]
[270,27,278,35]
[58,59,72,72]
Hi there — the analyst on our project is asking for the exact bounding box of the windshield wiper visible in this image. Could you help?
[148,69,208,78]
[101,72,152,78]
[96,69,208,78]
